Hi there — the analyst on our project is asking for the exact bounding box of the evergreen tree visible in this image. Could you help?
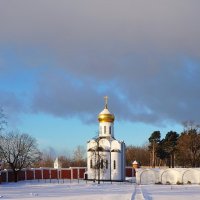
[156,139,169,167]
[148,131,161,167]
[162,131,179,168]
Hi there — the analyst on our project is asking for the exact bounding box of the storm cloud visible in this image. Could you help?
[1,0,200,125]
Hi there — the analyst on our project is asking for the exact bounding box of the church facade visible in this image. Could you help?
[86,97,126,181]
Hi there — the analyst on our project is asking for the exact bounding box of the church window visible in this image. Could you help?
[109,126,112,134]
[106,160,108,169]
[104,126,106,134]
[113,160,116,169]
[100,126,102,134]
[90,160,93,168]
[101,159,104,169]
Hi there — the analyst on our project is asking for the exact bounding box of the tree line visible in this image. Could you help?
[126,121,200,168]
[34,145,86,168]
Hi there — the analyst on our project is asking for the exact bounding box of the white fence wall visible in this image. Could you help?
[136,168,200,184]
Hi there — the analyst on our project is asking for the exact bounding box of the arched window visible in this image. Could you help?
[99,126,102,134]
[104,126,106,134]
[113,160,116,169]
[106,160,108,169]
[90,159,93,168]
[109,126,112,134]
[101,159,104,169]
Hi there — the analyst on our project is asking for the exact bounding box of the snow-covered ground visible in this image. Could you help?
[1,180,200,200]
[138,184,200,200]
[0,180,134,200]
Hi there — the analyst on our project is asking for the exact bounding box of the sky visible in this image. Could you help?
[0,0,200,154]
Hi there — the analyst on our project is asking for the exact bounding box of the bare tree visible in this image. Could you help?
[126,145,150,166]
[176,127,200,167]
[35,153,54,168]
[35,146,57,168]
[57,155,71,168]
[0,131,41,182]
[0,108,7,133]
[182,120,200,132]
[88,138,108,184]
[72,145,86,167]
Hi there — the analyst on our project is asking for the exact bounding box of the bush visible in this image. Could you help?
[187,181,191,184]
[177,181,183,185]
[155,182,162,184]
[166,181,171,185]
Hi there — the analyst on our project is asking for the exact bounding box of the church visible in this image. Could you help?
[86,97,126,181]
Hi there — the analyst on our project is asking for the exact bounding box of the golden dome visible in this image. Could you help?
[98,110,115,123]
[98,96,115,123]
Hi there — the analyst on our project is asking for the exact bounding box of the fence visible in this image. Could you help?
[0,167,86,183]
[0,167,135,183]
[136,168,200,184]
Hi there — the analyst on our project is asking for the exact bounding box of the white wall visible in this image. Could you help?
[99,122,114,137]
[136,168,200,184]
[111,152,121,180]
[87,139,125,181]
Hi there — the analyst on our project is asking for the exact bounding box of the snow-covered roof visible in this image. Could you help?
[132,160,138,165]
[99,108,112,115]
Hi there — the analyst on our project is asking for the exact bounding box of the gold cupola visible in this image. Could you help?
[98,96,115,123]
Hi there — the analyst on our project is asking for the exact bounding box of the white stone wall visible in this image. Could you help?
[99,122,114,137]
[87,151,95,179]
[111,152,121,180]
[136,168,200,184]
[87,138,125,181]
[99,138,110,150]
[100,151,111,180]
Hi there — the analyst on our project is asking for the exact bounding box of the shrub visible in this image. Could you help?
[155,182,162,184]
[177,181,183,185]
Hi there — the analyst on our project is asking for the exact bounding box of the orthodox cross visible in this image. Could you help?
[104,96,108,109]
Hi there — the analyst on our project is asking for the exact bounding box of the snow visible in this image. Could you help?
[1,179,200,200]
[140,184,200,200]
[0,180,134,200]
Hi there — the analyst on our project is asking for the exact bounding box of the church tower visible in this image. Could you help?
[86,97,126,181]
[98,96,115,138]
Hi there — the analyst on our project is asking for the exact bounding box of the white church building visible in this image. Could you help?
[86,97,126,181]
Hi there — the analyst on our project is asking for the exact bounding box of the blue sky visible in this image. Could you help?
[0,1,200,154]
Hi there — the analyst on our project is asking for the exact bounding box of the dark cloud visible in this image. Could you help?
[0,90,25,125]
[1,0,200,125]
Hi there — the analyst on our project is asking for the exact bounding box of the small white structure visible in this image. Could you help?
[54,157,62,169]
[132,160,138,165]
[86,97,126,181]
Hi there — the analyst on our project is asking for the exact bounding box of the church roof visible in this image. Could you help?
[132,160,138,165]
[98,96,115,123]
